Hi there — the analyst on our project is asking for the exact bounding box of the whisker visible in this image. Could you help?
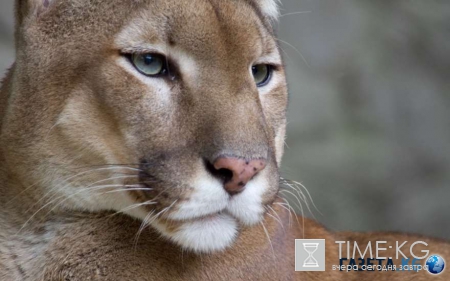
[73,164,143,169]
[265,206,282,229]
[45,183,143,214]
[107,201,158,219]
[17,181,139,234]
[148,200,177,224]
[284,139,290,150]
[278,189,303,211]
[31,167,139,210]
[133,199,178,249]
[274,201,292,227]
[280,180,315,219]
[6,166,138,206]
[268,205,284,225]
[280,11,312,17]
[26,174,137,217]
[277,197,296,218]
[283,178,322,215]
[103,187,152,194]
[266,205,284,230]
[279,195,303,238]
[134,210,155,250]
[281,198,300,226]
[280,189,306,237]
[277,44,292,61]
[260,221,275,261]
[275,38,310,68]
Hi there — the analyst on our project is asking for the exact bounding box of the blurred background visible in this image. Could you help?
[1,1,449,239]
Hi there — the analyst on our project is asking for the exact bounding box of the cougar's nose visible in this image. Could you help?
[211,157,267,195]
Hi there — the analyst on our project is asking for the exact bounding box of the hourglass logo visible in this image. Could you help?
[295,239,326,271]
[303,243,319,267]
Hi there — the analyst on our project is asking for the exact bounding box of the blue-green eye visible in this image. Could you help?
[252,64,272,87]
[131,53,167,76]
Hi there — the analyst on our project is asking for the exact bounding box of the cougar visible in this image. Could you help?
[0,0,448,280]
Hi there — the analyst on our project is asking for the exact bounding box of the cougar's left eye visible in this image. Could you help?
[131,53,167,76]
[252,64,272,87]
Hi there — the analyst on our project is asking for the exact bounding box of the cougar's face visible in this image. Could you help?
[3,0,287,252]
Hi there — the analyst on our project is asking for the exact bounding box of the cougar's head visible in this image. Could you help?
[2,0,287,252]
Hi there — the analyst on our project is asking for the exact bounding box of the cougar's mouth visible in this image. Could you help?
[128,156,276,253]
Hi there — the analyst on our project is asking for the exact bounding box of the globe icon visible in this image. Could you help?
[425,255,445,275]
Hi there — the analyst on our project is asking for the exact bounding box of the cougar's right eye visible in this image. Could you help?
[131,53,167,77]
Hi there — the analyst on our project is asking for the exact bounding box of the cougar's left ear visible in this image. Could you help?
[15,0,56,26]
[252,0,281,22]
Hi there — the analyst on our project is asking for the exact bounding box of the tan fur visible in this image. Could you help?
[1,0,449,280]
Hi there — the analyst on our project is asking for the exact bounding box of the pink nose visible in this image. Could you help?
[213,157,267,195]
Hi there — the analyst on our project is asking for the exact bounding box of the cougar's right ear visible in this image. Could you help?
[250,0,280,22]
[15,0,56,26]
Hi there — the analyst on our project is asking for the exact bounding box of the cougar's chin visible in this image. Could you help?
[153,213,238,253]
